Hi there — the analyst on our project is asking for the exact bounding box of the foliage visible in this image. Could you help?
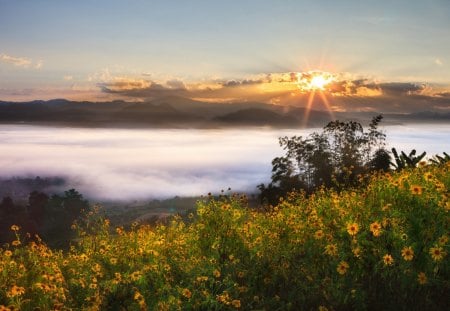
[391,148,427,171]
[259,115,389,204]
[1,162,449,310]
[430,152,450,165]
[0,189,89,248]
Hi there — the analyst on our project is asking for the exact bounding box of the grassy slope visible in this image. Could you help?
[1,163,449,310]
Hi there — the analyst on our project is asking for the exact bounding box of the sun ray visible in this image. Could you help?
[296,70,335,126]
[302,90,316,127]
[318,91,335,120]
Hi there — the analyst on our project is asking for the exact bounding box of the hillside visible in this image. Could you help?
[0,163,448,310]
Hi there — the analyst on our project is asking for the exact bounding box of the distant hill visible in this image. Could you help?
[215,108,299,126]
[0,97,449,128]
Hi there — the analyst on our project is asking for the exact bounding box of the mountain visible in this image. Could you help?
[0,97,449,128]
[215,108,299,126]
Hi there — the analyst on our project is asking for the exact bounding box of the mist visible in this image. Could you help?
[0,124,449,201]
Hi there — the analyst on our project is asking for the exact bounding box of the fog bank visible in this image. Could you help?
[0,124,448,200]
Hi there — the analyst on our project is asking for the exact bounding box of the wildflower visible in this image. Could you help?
[7,285,25,297]
[92,263,101,273]
[231,299,241,308]
[383,254,394,266]
[182,288,192,299]
[213,269,221,278]
[369,221,382,237]
[324,244,338,256]
[410,185,423,195]
[89,283,97,289]
[11,240,21,246]
[382,203,391,211]
[314,230,324,239]
[110,258,118,265]
[401,247,414,261]
[134,291,144,301]
[237,271,245,278]
[352,247,361,258]
[438,235,448,245]
[429,246,446,261]
[130,271,142,281]
[347,223,359,236]
[10,225,20,231]
[336,261,349,275]
[4,250,12,257]
[417,272,427,285]
[423,172,433,181]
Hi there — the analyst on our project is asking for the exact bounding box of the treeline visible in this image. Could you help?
[258,115,448,205]
[0,189,89,248]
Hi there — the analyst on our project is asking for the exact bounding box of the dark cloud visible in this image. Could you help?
[378,82,425,96]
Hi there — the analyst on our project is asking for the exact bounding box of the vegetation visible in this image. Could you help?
[259,115,390,204]
[1,161,448,310]
[0,189,89,248]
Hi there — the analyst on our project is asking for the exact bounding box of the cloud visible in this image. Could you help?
[0,53,43,69]
[435,58,443,66]
[0,53,32,67]
[63,75,73,81]
[91,71,450,113]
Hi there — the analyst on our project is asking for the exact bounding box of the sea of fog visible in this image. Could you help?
[0,124,449,200]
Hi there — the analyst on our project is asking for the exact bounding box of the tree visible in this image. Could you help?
[259,115,388,205]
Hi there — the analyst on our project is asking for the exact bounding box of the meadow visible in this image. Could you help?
[0,162,449,310]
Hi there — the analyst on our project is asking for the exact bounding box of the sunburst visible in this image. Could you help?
[296,71,335,126]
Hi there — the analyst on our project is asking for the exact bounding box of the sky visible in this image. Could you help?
[1,0,450,111]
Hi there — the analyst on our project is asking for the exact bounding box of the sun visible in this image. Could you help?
[297,71,334,92]
[309,75,328,90]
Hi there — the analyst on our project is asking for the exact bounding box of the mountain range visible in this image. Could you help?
[0,96,449,128]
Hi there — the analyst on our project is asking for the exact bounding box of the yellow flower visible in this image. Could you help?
[11,240,21,246]
[314,230,324,239]
[130,271,142,281]
[336,261,349,275]
[429,246,446,261]
[369,221,382,237]
[423,172,433,181]
[7,285,25,297]
[410,185,423,195]
[401,246,414,261]
[347,223,359,236]
[182,288,192,299]
[10,225,20,231]
[213,269,221,278]
[383,254,394,266]
[110,258,118,265]
[324,244,338,256]
[438,235,448,245]
[417,272,427,285]
[231,299,241,308]
[4,250,12,257]
[352,247,361,258]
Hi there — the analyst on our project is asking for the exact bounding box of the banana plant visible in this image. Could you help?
[391,148,426,171]
[430,152,450,165]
